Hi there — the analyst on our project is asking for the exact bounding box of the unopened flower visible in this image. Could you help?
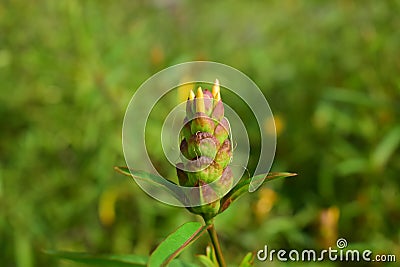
[176,80,233,220]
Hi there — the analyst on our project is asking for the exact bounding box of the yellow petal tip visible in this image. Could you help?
[189,90,195,100]
[212,79,220,99]
[215,91,221,102]
[195,87,205,113]
[196,87,204,98]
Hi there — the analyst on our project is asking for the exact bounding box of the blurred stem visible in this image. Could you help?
[204,218,226,267]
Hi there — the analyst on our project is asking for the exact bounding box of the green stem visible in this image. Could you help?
[204,218,226,267]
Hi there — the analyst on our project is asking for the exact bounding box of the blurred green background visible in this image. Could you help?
[1,0,399,266]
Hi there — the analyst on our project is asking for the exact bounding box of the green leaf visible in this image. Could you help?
[196,245,218,267]
[170,258,201,267]
[371,126,400,169]
[248,172,297,192]
[114,166,186,202]
[148,222,208,267]
[239,252,255,267]
[219,172,296,213]
[45,250,147,267]
[114,166,177,187]
[196,255,217,267]
[205,245,217,265]
[323,87,381,107]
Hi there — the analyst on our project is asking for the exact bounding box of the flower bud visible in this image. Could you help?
[187,132,219,160]
[212,79,220,99]
[180,139,191,160]
[180,117,192,141]
[190,182,220,219]
[212,166,233,196]
[195,87,205,113]
[211,100,224,121]
[185,90,196,119]
[214,139,232,169]
[176,79,234,220]
[176,162,188,186]
[191,112,215,134]
[186,156,223,185]
[202,89,214,116]
[214,118,230,145]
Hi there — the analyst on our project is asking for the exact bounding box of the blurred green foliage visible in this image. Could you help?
[1,0,399,266]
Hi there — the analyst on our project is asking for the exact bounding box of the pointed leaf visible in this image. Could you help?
[114,166,185,202]
[196,245,218,267]
[169,259,201,267]
[239,252,255,267]
[114,166,177,187]
[45,250,147,267]
[196,255,217,267]
[371,126,400,169]
[148,222,208,267]
[249,172,297,192]
[205,245,217,265]
[219,172,296,213]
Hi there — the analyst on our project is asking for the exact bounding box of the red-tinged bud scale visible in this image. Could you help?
[187,132,219,160]
[191,112,215,134]
[176,80,233,220]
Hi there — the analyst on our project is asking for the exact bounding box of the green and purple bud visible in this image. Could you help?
[176,79,233,219]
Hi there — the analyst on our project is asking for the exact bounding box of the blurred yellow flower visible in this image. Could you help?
[98,189,119,227]
[253,188,277,222]
[264,115,284,137]
[318,206,340,247]
[150,45,164,68]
